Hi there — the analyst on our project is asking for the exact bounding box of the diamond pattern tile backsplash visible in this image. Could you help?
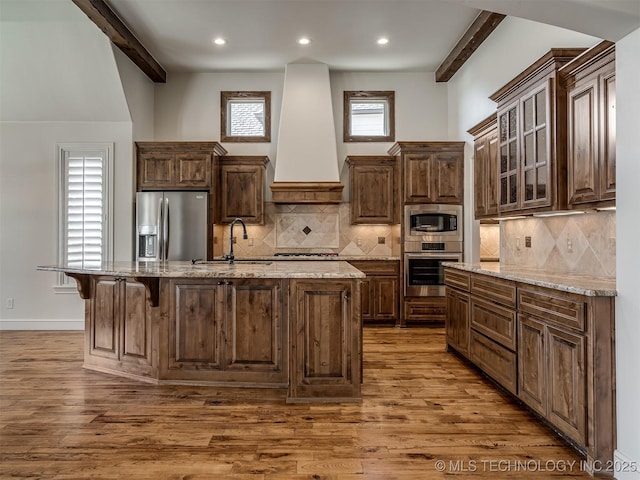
[218,203,401,257]
[500,211,616,277]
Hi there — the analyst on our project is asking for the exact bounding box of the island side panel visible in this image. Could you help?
[288,279,362,403]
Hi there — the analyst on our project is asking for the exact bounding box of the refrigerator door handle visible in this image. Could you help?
[158,196,165,261]
[164,196,170,260]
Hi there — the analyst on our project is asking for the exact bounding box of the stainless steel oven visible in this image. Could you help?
[404,246,463,297]
[404,204,463,246]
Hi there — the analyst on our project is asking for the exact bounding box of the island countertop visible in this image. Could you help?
[443,261,616,297]
[37,260,366,279]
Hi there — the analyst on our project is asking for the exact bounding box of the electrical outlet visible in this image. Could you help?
[378,237,386,244]
[515,237,521,250]
[567,238,573,253]
[609,237,616,251]
[356,238,362,247]
[6,298,14,309]
[247,238,254,246]
[525,236,532,248]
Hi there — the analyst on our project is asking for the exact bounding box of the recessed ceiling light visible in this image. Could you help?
[298,37,311,45]
[377,37,389,45]
[213,37,226,45]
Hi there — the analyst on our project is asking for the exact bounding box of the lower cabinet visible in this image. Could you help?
[403,297,447,325]
[163,278,287,386]
[348,260,399,324]
[288,279,361,402]
[87,276,153,375]
[444,267,615,469]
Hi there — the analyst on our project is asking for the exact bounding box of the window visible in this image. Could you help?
[221,91,271,142]
[344,91,395,142]
[56,143,113,289]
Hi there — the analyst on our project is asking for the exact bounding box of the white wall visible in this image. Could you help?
[0,1,134,329]
[445,16,598,263]
[613,26,640,480]
[154,70,449,200]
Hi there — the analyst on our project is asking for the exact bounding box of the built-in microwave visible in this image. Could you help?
[404,204,463,245]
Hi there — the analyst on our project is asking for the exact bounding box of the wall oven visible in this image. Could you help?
[403,204,463,297]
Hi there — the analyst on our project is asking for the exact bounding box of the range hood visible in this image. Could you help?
[271,63,343,203]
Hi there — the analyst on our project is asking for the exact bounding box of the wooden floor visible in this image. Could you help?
[0,328,593,479]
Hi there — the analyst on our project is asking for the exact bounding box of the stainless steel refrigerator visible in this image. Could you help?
[136,191,208,262]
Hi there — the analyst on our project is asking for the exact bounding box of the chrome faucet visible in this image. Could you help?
[225,218,248,263]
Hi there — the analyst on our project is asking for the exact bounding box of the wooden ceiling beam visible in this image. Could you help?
[435,11,506,83]
[72,0,166,83]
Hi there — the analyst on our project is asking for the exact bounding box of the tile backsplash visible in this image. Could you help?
[500,211,616,277]
[480,224,500,261]
[217,203,401,257]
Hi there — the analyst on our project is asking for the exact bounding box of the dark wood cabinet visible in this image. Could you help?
[403,297,447,324]
[490,49,585,215]
[87,276,153,374]
[289,279,361,402]
[165,278,287,385]
[348,260,399,323]
[445,266,615,469]
[136,142,226,191]
[346,156,398,224]
[562,41,616,208]
[388,142,464,205]
[469,114,499,219]
[446,288,470,357]
[218,156,268,224]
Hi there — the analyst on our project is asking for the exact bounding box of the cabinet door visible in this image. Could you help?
[350,164,396,224]
[138,152,175,189]
[600,73,616,201]
[169,281,223,371]
[219,164,264,224]
[474,138,488,218]
[568,77,599,205]
[547,325,586,444]
[446,289,470,356]
[359,277,374,321]
[404,153,432,203]
[520,84,551,209]
[289,280,360,400]
[175,152,211,188]
[120,279,152,366]
[89,277,120,360]
[225,279,284,374]
[431,152,463,204]
[498,103,520,212]
[373,276,398,320]
[518,314,547,416]
[486,134,499,216]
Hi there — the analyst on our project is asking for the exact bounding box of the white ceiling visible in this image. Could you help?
[103,0,640,74]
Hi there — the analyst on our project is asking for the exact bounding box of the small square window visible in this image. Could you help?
[221,91,271,142]
[344,91,395,142]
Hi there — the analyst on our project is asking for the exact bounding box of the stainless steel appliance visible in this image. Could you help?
[403,204,463,296]
[136,191,208,262]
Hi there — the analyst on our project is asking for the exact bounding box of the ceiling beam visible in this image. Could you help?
[72,0,166,83]
[435,11,506,83]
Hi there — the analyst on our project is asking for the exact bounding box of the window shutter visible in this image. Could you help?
[65,152,104,267]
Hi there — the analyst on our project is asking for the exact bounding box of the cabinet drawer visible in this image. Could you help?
[518,288,585,332]
[470,330,517,395]
[471,297,516,350]
[444,269,470,291]
[348,260,399,276]
[470,274,516,307]
[404,297,446,322]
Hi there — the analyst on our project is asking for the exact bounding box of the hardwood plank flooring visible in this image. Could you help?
[0,328,594,479]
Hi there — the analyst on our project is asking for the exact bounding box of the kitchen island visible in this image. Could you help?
[37,261,365,403]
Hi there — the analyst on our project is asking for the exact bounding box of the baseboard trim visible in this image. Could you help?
[0,319,84,330]
[614,450,640,480]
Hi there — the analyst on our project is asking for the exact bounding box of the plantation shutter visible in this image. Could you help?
[64,151,105,267]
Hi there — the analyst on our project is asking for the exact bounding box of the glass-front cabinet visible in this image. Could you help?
[492,49,585,215]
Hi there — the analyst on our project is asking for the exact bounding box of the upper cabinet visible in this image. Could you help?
[561,41,616,209]
[346,156,398,224]
[468,114,499,220]
[388,142,464,205]
[489,49,586,215]
[218,156,269,225]
[136,142,227,191]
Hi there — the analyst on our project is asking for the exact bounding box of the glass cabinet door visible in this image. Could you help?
[521,84,550,207]
[498,102,519,211]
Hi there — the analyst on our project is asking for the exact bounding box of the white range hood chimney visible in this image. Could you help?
[271,63,343,203]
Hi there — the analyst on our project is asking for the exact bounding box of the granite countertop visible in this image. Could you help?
[443,262,617,297]
[244,255,401,261]
[37,260,366,279]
